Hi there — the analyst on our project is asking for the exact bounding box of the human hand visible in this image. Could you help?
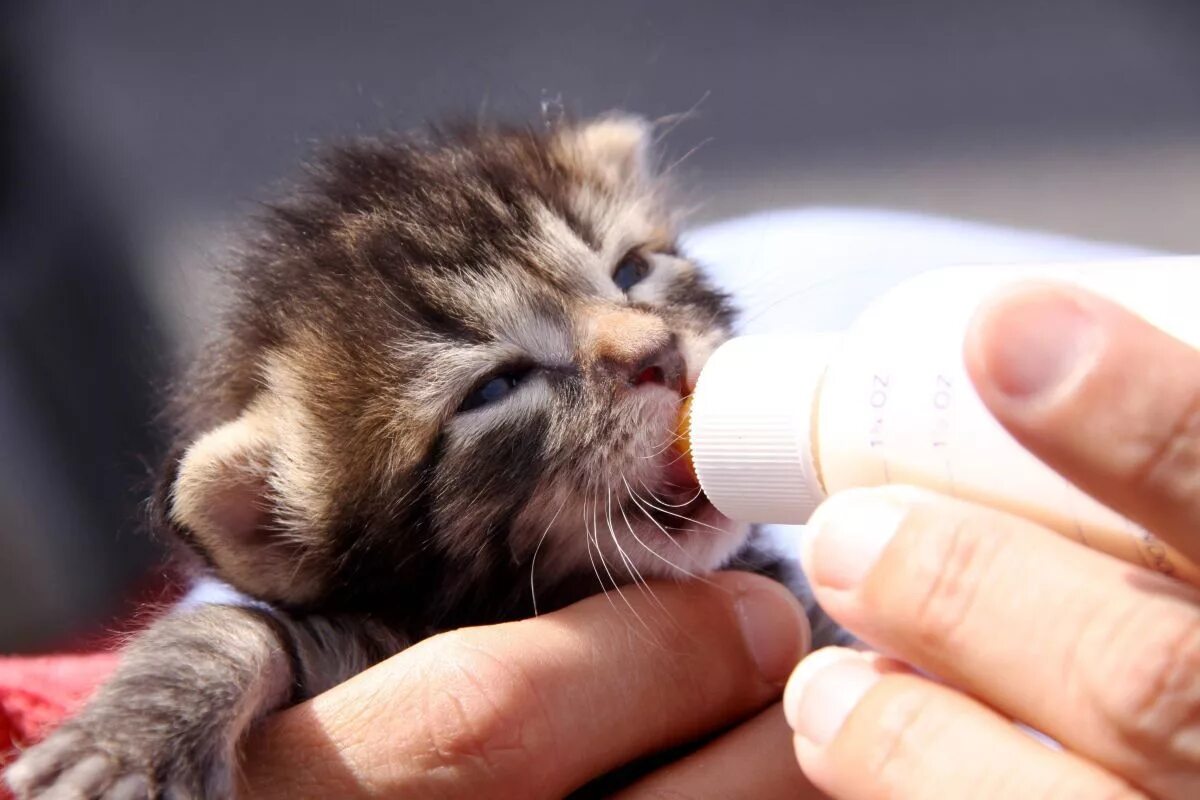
[237,571,823,799]
[783,282,1200,798]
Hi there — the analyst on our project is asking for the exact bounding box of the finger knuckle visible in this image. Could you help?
[896,512,1003,654]
[856,681,943,791]
[1126,382,1200,504]
[414,630,557,791]
[860,684,1147,800]
[1084,602,1200,767]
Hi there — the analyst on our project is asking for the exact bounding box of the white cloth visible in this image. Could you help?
[684,207,1154,336]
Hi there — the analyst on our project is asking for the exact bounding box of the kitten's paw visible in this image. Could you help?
[4,724,218,800]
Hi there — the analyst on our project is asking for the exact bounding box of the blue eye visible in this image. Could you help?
[459,369,529,412]
[613,251,650,292]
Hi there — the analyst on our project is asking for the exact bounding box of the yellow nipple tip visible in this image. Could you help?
[676,395,697,485]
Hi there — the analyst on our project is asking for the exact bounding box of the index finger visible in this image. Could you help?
[237,571,809,799]
[966,282,1200,577]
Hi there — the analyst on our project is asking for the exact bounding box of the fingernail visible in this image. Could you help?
[784,648,880,746]
[971,284,1101,402]
[734,578,811,685]
[802,489,907,590]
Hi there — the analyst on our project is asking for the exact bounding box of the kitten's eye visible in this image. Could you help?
[612,251,650,292]
[459,369,529,413]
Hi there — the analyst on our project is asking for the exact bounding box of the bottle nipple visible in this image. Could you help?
[675,395,698,486]
[675,334,838,524]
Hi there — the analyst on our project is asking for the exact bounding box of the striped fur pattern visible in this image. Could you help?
[6,116,829,798]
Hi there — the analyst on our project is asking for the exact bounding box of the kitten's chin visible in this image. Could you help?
[636,504,752,578]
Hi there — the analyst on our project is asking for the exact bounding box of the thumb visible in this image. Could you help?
[964,281,1200,575]
[238,571,809,799]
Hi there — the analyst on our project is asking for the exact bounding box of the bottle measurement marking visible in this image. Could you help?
[930,373,957,496]
[931,373,952,448]
[868,373,892,482]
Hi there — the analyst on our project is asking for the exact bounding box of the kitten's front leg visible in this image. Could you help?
[5,603,298,799]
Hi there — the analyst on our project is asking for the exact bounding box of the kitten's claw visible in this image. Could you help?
[3,723,212,800]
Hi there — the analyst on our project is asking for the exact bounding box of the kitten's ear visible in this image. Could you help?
[169,406,324,603]
[566,114,654,185]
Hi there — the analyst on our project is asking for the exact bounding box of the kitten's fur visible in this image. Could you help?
[5,115,834,799]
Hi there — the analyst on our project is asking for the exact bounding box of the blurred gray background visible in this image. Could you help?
[3,0,1199,650]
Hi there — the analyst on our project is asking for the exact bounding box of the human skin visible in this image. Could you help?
[236,570,827,799]
[784,283,1200,799]
[236,280,1200,799]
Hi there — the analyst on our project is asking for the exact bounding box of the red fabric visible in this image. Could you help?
[0,653,118,794]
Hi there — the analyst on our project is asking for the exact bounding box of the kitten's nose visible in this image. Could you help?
[629,340,686,392]
[584,309,686,393]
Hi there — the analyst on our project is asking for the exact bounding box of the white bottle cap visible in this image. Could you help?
[689,334,842,524]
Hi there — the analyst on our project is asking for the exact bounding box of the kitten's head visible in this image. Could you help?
[159,115,747,626]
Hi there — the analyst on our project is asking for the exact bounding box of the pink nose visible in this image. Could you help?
[629,341,686,393]
[583,309,684,392]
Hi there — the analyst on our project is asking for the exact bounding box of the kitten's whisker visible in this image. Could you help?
[592,477,650,632]
[659,448,691,468]
[717,254,878,299]
[606,483,666,613]
[735,265,886,326]
[639,430,687,460]
[605,483,640,586]
[641,424,687,452]
[583,481,618,613]
[663,137,713,177]
[529,496,568,617]
[619,476,708,584]
[652,91,710,145]
[624,479,691,556]
[637,477,692,508]
[638,480,704,509]
[632,481,727,533]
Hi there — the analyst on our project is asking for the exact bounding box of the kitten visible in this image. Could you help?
[5,115,833,799]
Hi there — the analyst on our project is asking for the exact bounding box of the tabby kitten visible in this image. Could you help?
[5,115,820,799]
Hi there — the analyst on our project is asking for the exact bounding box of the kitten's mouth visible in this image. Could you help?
[622,364,724,539]
[624,438,715,536]
[661,442,700,498]
[625,485,712,538]
[632,364,687,396]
